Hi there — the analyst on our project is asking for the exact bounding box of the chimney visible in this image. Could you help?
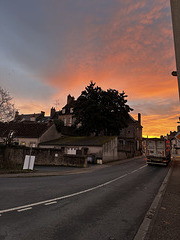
[41,111,45,117]
[67,94,74,105]
[50,107,56,119]
[177,125,180,132]
[138,113,141,125]
[15,111,19,118]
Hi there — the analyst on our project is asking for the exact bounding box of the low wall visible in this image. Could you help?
[3,146,87,168]
[0,145,6,167]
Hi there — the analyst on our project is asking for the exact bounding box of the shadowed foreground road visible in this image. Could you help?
[0,157,169,240]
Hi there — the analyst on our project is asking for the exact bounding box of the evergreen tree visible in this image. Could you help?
[73,81,133,136]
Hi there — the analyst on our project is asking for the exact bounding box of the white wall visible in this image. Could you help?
[102,137,118,162]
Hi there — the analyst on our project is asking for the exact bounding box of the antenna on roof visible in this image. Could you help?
[54,99,60,110]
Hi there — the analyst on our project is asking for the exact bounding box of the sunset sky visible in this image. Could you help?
[0,0,179,137]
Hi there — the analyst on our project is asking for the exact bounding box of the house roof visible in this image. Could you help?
[13,111,49,122]
[167,131,177,140]
[39,136,117,147]
[0,122,52,138]
[127,114,143,128]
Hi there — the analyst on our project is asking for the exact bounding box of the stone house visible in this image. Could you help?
[0,122,61,147]
[118,113,143,157]
[54,94,143,157]
[39,136,118,163]
[58,94,76,127]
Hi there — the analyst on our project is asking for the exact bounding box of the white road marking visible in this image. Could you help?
[45,201,57,206]
[17,207,32,212]
[0,165,147,215]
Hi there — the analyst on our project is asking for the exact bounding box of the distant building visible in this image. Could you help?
[118,113,143,157]
[56,94,143,157]
[58,94,76,127]
[0,122,61,147]
[13,111,50,123]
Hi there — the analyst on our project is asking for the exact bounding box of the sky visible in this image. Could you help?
[0,0,179,137]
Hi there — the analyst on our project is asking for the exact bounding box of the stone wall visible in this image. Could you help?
[0,145,5,167]
[3,146,87,168]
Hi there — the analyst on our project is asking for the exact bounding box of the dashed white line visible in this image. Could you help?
[0,165,147,215]
[45,201,57,206]
[17,207,32,212]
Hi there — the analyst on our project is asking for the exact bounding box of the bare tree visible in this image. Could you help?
[0,87,15,122]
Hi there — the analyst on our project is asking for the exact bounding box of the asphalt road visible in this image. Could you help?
[0,157,169,240]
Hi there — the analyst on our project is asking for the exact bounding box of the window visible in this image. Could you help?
[64,118,67,126]
[69,117,72,126]
[70,108,73,113]
[30,142,36,148]
[62,109,65,114]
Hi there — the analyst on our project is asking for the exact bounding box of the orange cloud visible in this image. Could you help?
[8,1,178,137]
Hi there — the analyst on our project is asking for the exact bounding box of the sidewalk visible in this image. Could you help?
[145,157,180,240]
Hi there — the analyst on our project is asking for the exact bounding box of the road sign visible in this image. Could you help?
[175,132,180,141]
[23,155,35,170]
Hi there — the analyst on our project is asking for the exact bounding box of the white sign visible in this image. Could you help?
[67,148,76,155]
[23,155,35,170]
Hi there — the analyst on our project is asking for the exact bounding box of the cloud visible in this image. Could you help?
[0,0,178,136]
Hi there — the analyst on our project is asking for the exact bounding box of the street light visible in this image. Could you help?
[170,0,180,99]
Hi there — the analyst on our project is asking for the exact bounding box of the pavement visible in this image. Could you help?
[135,156,180,240]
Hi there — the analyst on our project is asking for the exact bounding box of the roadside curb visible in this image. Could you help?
[133,162,173,240]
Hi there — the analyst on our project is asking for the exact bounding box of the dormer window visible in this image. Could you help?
[62,109,65,114]
[70,108,73,113]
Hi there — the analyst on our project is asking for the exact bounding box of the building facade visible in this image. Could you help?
[58,94,76,127]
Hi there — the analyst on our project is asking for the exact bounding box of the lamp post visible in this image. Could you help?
[170,0,180,99]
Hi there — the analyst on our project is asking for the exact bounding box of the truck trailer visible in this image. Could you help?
[145,138,171,166]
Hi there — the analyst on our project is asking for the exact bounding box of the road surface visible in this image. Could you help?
[0,157,169,240]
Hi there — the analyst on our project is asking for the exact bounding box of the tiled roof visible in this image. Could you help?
[39,136,117,146]
[13,112,48,122]
[0,122,51,138]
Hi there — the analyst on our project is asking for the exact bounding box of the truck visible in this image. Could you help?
[145,138,171,166]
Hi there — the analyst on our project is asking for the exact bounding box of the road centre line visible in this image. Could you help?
[0,165,147,215]
[17,207,32,212]
[45,201,57,206]
[131,165,145,173]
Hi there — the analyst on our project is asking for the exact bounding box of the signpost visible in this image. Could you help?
[170,0,180,99]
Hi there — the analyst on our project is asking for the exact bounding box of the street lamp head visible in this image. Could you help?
[172,71,177,76]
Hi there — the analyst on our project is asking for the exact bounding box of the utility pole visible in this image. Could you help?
[170,0,180,99]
